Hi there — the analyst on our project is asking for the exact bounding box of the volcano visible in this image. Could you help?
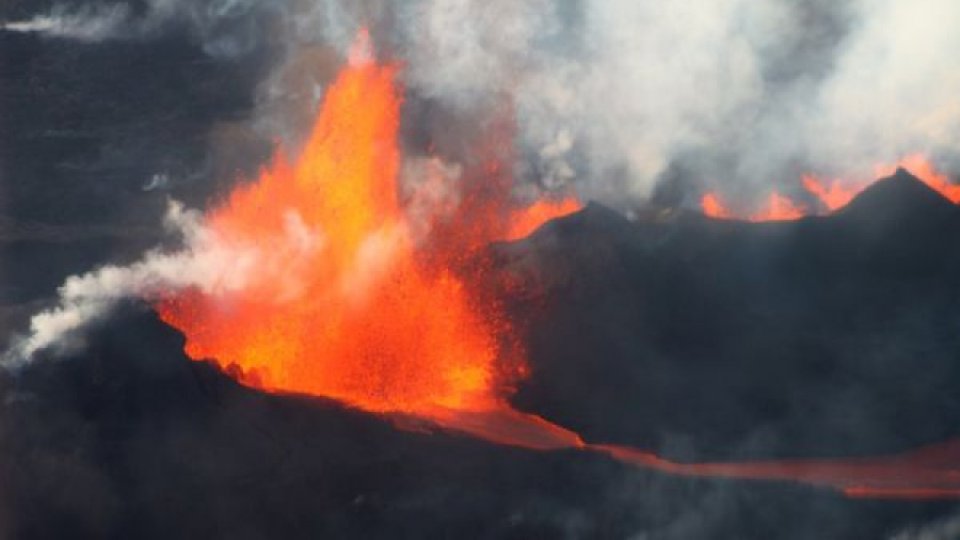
[5,170,960,538]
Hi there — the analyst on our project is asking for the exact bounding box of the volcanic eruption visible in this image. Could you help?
[7,3,960,537]
[146,30,960,499]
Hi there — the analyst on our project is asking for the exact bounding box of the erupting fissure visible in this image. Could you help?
[155,29,579,417]
[156,30,960,502]
[702,154,958,220]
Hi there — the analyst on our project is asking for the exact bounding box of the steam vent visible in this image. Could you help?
[4,3,960,538]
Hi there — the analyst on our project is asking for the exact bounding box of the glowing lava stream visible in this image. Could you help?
[157,30,960,501]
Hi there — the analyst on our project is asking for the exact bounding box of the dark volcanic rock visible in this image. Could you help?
[501,170,960,462]
[838,167,958,226]
[1,304,955,539]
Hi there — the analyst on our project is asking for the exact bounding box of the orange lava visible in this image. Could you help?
[399,413,960,500]
[877,153,960,203]
[506,197,582,240]
[599,438,960,499]
[700,193,733,219]
[749,191,806,222]
[801,175,858,211]
[156,32,578,416]
[701,191,805,222]
[702,155,957,220]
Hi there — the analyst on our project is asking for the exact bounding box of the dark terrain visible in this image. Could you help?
[505,170,960,462]
[3,174,960,538]
[0,303,955,539]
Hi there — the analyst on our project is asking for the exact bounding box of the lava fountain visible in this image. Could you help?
[155,30,579,435]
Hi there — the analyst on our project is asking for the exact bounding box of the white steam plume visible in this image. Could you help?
[2,4,130,42]
[808,0,960,177]
[391,0,957,201]
[2,200,323,365]
[2,0,272,58]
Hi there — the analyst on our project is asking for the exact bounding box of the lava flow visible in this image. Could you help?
[702,154,958,220]
[156,30,960,501]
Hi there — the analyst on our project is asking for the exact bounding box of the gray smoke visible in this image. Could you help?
[8,0,958,204]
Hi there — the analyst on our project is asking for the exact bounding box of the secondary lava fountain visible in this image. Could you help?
[156,30,960,500]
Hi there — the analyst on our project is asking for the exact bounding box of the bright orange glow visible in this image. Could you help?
[877,153,960,203]
[700,193,734,219]
[801,175,858,211]
[702,155,957,219]
[506,197,582,240]
[749,191,805,222]
[702,190,807,222]
[156,32,578,415]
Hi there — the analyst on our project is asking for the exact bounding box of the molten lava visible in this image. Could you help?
[157,32,579,416]
[505,197,583,241]
[702,155,957,220]
[700,191,805,222]
[801,175,858,212]
[700,193,733,220]
[749,191,806,222]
